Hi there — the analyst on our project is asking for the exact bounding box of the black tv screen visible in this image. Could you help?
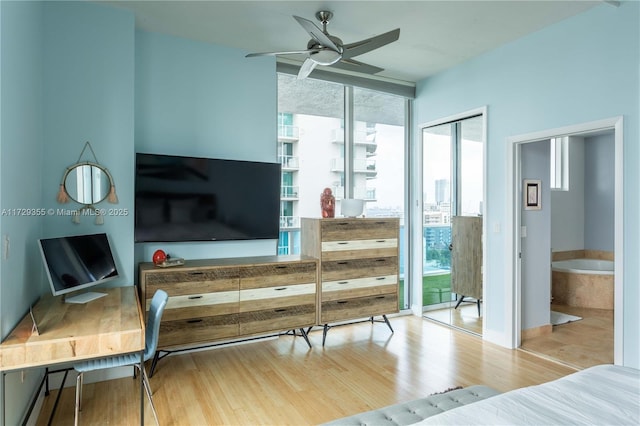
[135,153,281,242]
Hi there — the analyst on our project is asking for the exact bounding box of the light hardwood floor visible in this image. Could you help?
[424,302,483,335]
[37,315,576,425]
[520,304,614,369]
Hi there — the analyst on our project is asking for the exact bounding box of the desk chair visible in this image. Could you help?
[73,289,168,426]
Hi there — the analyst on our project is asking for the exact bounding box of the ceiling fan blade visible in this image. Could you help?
[246,49,320,58]
[332,58,384,75]
[342,28,400,59]
[293,15,340,52]
[297,57,318,79]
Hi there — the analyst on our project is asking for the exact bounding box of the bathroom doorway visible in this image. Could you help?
[507,117,623,366]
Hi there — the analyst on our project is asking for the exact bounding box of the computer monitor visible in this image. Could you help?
[38,233,119,304]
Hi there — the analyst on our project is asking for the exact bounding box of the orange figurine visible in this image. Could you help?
[321,187,335,218]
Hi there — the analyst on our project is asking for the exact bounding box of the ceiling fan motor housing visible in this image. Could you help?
[316,11,333,24]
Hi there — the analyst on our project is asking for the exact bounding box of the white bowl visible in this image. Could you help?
[341,199,364,217]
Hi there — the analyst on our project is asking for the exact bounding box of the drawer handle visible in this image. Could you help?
[188,295,203,300]
[337,301,348,304]
[337,242,349,245]
[275,308,287,313]
[187,319,203,324]
[376,240,386,243]
[337,222,349,226]
[276,265,287,269]
[337,261,349,265]
[376,259,387,262]
[189,272,204,275]
[376,277,386,281]
[375,221,387,225]
[274,287,288,291]
[375,296,386,299]
[338,281,349,285]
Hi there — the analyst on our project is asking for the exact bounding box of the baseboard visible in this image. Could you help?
[521,324,552,340]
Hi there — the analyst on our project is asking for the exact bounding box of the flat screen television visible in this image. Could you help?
[135,153,282,243]
[38,233,119,304]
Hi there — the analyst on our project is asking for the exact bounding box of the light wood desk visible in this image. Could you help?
[0,287,145,424]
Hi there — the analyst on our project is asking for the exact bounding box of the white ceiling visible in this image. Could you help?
[101,0,602,83]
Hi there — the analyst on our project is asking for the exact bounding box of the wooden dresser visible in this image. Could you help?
[301,217,400,344]
[138,255,317,371]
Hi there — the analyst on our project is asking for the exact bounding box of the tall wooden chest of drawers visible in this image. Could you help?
[138,255,317,353]
[301,218,400,340]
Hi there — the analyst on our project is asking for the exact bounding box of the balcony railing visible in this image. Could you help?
[281,185,299,199]
[332,186,376,201]
[330,158,344,172]
[355,158,376,174]
[280,216,300,229]
[278,125,299,140]
[332,186,345,199]
[330,158,377,175]
[364,188,376,200]
[330,128,377,145]
[279,155,299,170]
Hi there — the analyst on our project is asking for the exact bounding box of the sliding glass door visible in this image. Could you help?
[422,115,484,334]
[422,124,453,312]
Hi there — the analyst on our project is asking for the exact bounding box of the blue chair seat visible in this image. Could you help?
[74,352,142,373]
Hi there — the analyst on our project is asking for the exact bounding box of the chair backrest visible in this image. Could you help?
[143,289,169,361]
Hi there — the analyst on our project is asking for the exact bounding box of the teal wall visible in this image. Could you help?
[41,1,135,284]
[0,2,46,424]
[414,2,639,367]
[134,30,277,263]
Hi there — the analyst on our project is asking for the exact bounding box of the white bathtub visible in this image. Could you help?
[551,258,614,275]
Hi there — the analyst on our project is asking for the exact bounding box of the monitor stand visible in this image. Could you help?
[65,291,107,304]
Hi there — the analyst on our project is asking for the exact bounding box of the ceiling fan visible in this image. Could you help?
[246,11,400,79]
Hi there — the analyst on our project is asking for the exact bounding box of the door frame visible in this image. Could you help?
[506,116,624,364]
[413,106,487,325]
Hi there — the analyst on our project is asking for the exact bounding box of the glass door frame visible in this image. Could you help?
[411,107,487,320]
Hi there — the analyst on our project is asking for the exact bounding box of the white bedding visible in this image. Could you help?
[418,364,639,425]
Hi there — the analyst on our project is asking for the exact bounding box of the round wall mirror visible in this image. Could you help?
[64,162,112,205]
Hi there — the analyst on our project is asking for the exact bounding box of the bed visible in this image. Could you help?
[418,364,639,425]
[325,364,639,426]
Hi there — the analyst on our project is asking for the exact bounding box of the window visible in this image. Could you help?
[550,136,568,190]
[277,73,409,309]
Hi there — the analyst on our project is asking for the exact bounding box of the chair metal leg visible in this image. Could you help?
[149,350,161,377]
[74,372,83,426]
[139,365,160,425]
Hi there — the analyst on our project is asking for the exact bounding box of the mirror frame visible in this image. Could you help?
[62,161,113,205]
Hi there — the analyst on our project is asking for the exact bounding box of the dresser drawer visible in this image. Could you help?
[321,219,398,241]
[322,275,397,301]
[158,291,239,322]
[239,304,316,335]
[144,267,238,284]
[144,269,239,296]
[239,283,316,312]
[321,239,398,261]
[321,257,397,281]
[240,261,316,290]
[320,294,398,323]
[159,315,239,348]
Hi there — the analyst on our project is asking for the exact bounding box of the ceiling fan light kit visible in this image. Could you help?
[246,11,400,79]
